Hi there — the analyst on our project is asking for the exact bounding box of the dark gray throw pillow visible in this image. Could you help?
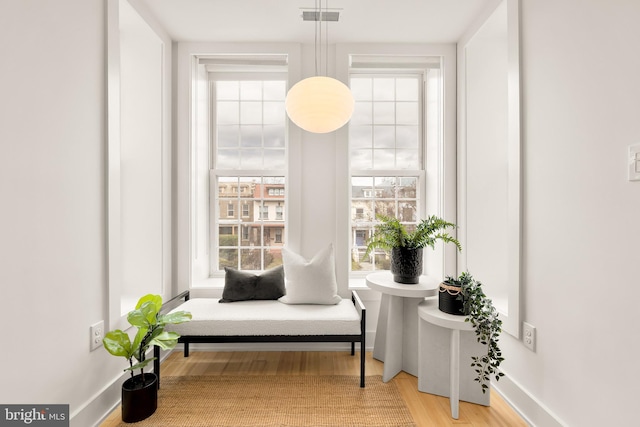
[219,265,285,303]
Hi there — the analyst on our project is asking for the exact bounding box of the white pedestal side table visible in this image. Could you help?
[417,297,490,419]
[366,272,438,382]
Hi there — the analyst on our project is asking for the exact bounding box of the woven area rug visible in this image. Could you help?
[115,375,416,427]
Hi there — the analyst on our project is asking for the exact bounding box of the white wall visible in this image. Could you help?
[0,0,127,426]
[493,0,640,426]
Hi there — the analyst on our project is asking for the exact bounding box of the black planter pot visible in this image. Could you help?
[391,247,423,284]
[122,372,158,423]
[438,282,466,315]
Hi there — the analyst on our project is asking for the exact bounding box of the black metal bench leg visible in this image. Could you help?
[360,311,366,388]
[360,343,365,388]
[184,342,190,357]
[351,341,355,356]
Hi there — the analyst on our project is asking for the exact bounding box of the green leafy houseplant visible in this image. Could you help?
[363,214,461,283]
[364,214,462,255]
[446,272,505,393]
[103,294,192,384]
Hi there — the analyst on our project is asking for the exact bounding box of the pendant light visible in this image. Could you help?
[285,0,354,134]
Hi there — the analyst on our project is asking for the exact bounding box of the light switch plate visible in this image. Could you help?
[630,145,640,182]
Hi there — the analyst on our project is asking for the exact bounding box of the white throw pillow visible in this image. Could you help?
[278,244,342,305]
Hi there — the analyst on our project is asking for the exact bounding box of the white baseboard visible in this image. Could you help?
[492,370,567,427]
[70,371,123,427]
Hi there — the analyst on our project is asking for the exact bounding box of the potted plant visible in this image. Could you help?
[103,294,191,423]
[441,272,504,393]
[438,273,469,315]
[364,214,461,284]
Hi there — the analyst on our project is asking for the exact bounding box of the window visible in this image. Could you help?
[216,176,285,270]
[212,75,287,272]
[215,80,286,170]
[349,72,428,272]
[260,204,269,220]
[268,188,284,196]
[351,175,420,271]
[185,47,450,289]
[349,76,421,170]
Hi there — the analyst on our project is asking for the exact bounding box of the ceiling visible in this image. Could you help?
[137,0,496,44]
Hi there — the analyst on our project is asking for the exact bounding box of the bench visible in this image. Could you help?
[153,290,367,387]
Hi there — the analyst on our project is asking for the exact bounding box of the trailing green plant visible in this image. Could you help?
[363,214,461,257]
[103,294,192,383]
[446,271,504,393]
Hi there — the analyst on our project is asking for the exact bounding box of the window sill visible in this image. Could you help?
[348,276,369,290]
[191,276,371,291]
[192,276,225,289]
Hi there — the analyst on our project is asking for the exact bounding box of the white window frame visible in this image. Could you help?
[334,45,458,287]
[176,43,302,288]
[209,60,291,274]
[209,70,288,274]
[350,170,427,277]
[348,70,427,277]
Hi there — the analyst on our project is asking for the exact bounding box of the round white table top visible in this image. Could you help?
[366,271,439,298]
[418,297,474,331]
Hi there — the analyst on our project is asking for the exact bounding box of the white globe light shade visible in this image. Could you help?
[285,76,355,134]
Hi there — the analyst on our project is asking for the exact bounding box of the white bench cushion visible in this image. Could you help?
[166,298,361,336]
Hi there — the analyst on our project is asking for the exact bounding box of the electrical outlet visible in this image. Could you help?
[90,320,104,351]
[523,322,536,352]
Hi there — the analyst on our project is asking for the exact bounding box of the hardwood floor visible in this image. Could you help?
[100,350,528,427]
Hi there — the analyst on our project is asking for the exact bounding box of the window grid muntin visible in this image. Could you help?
[349,70,426,274]
[350,174,421,272]
[349,74,422,170]
[214,80,286,171]
[211,72,287,274]
[216,175,285,272]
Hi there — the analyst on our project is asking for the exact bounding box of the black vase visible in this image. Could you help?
[391,247,423,284]
[122,372,158,423]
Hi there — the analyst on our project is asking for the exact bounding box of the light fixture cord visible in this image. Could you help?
[319,0,323,76]
[315,0,319,76]
[313,0,330,77]
[325,0,329,76]
[312,0,331,77]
